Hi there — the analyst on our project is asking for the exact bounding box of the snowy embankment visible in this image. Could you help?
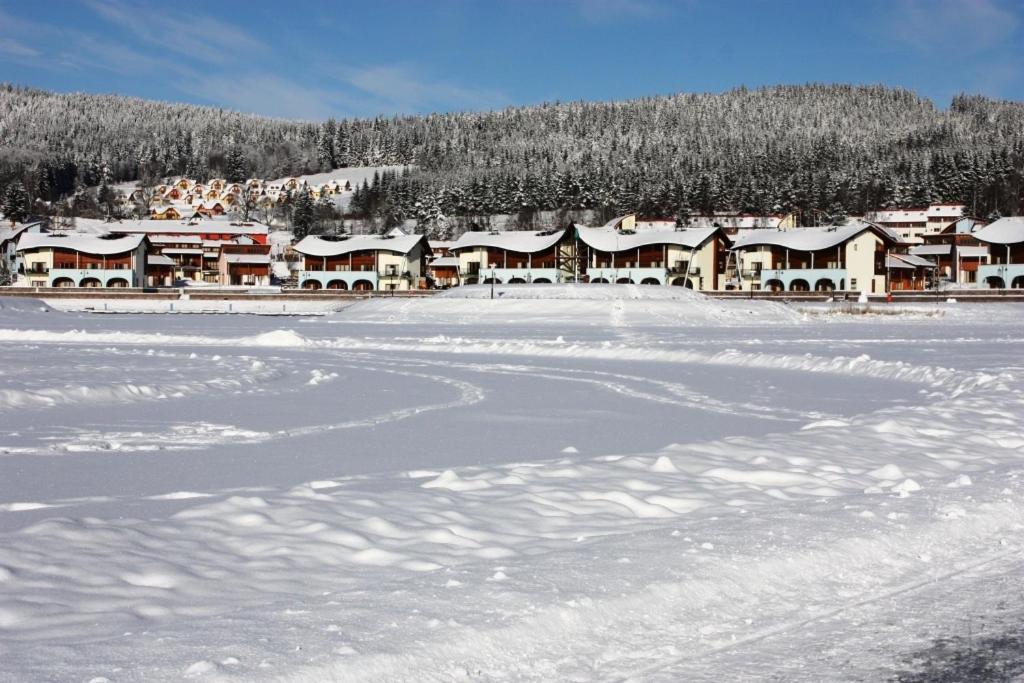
[0,292,1023,680]
[341,283,805,326]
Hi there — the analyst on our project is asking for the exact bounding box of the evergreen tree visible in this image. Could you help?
[2,182,30,223]
[225,144,247,182]
[292,189,316,239]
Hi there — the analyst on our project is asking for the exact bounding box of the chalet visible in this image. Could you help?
[17,232,147,288]
[911,216,989,285]
[729,221,903,293]
[175,178,192,191]
[973,217,1024,289]
[146,253,176,287]
[194,201,227,218]
[219,243,271,286]
[448,229,570,284]
[427,256,460,288]
[574,224,729,289]
[151,206,183,220]
[886,253,938,291]
[294,233,430,291]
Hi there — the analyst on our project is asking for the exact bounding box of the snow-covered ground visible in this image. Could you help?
[1,289,1023,681]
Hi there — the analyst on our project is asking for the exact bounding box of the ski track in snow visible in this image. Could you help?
[0,293,1023,681]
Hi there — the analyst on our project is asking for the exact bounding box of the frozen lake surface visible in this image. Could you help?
[1,287,1023,681]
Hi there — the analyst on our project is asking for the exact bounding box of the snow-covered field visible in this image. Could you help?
[1,288,1023,681]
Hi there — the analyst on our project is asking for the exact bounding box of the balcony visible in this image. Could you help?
[759,268,848,291]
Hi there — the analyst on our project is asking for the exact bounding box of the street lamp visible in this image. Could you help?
[489,262,496,299]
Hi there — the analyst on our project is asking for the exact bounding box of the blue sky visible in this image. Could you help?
[1,0,1021,120]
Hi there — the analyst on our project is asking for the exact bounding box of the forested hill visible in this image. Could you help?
[2,83,1023,223]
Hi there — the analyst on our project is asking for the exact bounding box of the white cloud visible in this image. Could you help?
[340,64,509,114]
[0,36,40,58]
[83,0,264,64]
[884,0,1019,52]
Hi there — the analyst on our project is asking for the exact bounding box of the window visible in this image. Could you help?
[850,278,858,288]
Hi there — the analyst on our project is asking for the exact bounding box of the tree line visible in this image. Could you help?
[2,83,1023,231]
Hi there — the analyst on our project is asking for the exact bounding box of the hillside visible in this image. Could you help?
[2,83,1023,225]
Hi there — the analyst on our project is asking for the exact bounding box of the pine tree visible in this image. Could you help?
[2,182,30,223]
[292,189,316,239]
[225,144,247,182]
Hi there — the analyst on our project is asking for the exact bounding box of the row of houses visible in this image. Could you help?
[5,213,1024,293]
[6,218,273,288]
[117,175,353,221]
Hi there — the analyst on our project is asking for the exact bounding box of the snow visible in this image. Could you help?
[575,224,719,251]
[972,216,1024,245]
[294,233,426,257]
[449,228,567,253]
[17,231,145,254]
[731,221,904,251]
[1,288,1023,680]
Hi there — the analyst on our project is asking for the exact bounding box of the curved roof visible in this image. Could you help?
[575,225,721,252]
[730,221,897,252]
[17,232,145,255]
[972,217,1024,245]
[449,229,567,253]
[294,234,427,257]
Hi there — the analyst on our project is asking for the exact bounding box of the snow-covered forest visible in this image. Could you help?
[2,83,1023,225]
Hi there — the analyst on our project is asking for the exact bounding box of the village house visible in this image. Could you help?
[150,206,183,220]
[681,212,796,234]
[728,221,904,293]
[17,232,148,288]
[1,221,43,280]
[294,233,430,291]
[448,229,571,284]
[909,216,990,285]
[218,243,272,287]
[574,223,730,289]
[865,204,966,242]
[885,253,938,291]
[973,217,1024,289]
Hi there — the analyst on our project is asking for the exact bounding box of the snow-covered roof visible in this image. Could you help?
[926,204,966,218]
[575,225,721,252]
[161,248,204,255]
[868,209,927,223]
[74,218,269,236]
[684,214,784,229]
[429,240,454,249]
[224,254,270,265]
[0,222,40,244]
[887,253,936,269]
[909,244,952,256]
[147,234,203,244]
[730,222,898,252]
[449,229,567,254]
[428,256,460,268]
[17,232,145,255]
[957,246,990,258]
[147,254,175,266]
[294,234,427,257]
[972,217,1024,245]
